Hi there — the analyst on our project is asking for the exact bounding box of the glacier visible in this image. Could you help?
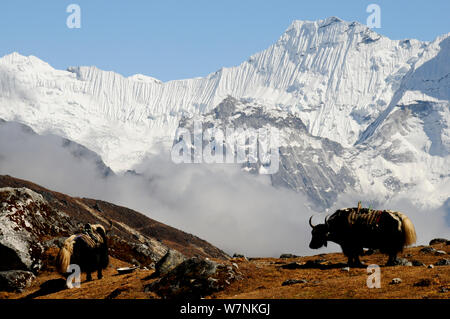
[0,16,448,211]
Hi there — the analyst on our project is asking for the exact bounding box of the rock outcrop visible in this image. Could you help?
[145,257,240,299]
[0,270,36,292]
[154,249,187,276]
[0,187,73,272]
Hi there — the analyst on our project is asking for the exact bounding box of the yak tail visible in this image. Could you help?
[56,235,76,274]
[401,215,417,247]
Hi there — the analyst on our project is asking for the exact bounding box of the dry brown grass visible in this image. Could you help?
[2,243,448,300]
[212,243,449,299]
[2,256,160,300]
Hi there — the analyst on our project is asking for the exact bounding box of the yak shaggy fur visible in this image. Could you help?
[56,224,109,281]
[309,207,417,267]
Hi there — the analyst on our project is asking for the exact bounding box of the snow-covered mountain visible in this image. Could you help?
[177,95,449,211]
[0,17,448,210]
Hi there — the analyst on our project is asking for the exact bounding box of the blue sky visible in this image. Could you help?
[0,0,449,81]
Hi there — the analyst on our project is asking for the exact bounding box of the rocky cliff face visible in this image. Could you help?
[177,97,356,209]
[177,95,449,211]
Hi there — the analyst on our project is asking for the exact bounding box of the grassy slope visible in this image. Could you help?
[2,243,448,299]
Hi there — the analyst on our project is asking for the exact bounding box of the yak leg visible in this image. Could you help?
[346,255,364,268]
[351,255,365,268]
[97,269,103,280]
[347,255,365,268]
[346,255,354,267]
[344,246,365,268]
[346,255,352,266]
[353,247,365,267]
[386,253,399,266]
[86,272,92,281]
[343,248,356,267]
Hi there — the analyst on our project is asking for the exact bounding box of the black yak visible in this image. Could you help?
[308,206,417,267]
[56,223,110,281]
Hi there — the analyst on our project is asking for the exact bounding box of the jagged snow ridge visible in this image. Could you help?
[0,17,448,176]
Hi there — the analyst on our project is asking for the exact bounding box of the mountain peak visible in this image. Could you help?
[281,16,377,48]
[319,16,344,25]
[0,52,53,72]
[128,74,162,84]
[0,51,26,62]
[286,16,355,31]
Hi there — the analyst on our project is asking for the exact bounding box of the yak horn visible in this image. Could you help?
[324,214,330,225]
[309,216,316,228]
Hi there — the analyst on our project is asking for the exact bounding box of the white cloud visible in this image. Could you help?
[0,122,448,257]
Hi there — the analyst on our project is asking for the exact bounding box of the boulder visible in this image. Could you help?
[413,279,431,287]
[390,278,402,285]
[131,241,166,265]
[411,260,425,267]
[281,259,330,270]
[0,270,35,292]
[145,257,237,299]
[154,249,187,276]
[42,237,66,249]
[302,259,328,268]
[279,254,299,259]
[419,247,436,254]
[434,259,450,266]
[429,238,448,245]
[282,279,307,286]
[394,258,412,266]
[0,188,63,272]
[281,262,303,270]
